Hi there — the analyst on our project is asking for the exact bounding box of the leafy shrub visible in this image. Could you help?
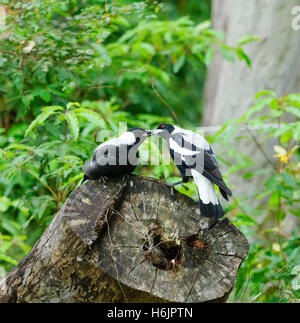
[211,92,300,303]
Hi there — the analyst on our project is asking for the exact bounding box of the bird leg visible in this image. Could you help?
[170,186,175,197]
[165,177,189,187]
[208,217,220,230]
[82,175,89,184]
[99,176,108,184]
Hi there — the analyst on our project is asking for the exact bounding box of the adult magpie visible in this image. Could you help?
[83,128,150,182]
[151,124,232,219]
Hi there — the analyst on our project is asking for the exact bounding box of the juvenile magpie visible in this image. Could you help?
[83,128,150,182]
[151,124,232,219]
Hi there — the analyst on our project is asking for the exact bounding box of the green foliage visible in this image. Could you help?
[0,0,250,126]
[212,92,300,303]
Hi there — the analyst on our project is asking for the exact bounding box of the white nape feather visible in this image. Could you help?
[95,131,136,152]
[191,169,218,205]
[117,131,136,145]
[94,137,116,153]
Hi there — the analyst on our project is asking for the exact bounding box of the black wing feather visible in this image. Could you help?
[201,148,232,198]
[169,131,232,199]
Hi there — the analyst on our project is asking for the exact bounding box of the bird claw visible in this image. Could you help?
[99,176,108,184]
[208,217,220,230]
[170,186,175,197]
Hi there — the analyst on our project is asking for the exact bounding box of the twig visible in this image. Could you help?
[151,79,182,126]
[87,84,115,90]
[243,123,279,173]
[17,166,58,201]
[240,273,251,303]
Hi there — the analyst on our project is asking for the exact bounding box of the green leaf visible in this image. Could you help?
[243,97,274,121]
[293,122,300,140]
[65,111,79,141]
[173,55,186,73]
[286,94,300,104]
[255,90,276,100]
[66,102,80,110]
[243,172,254,179]
[269,191,281,207]
[204,47,214,66]
[281,173,296,188]
[0,196,11,212]
[291,266,300,275]
[236,47,251,67]
[220,46,235,63]
[24,106,63,137]
[74,108,105,128]
[203,29,224,40]
[237,35,260,45]
[232,213,257,226]
[195,20,211,32]
[139,42,155,56]
[273,123,293,138]
[291,271,300,291]
[0,254,18,266]
[269,98,279,110]
[280,130,293,143]
[21,94,34,107]
[62,173,84,189]
[39,89,51,102]
[284,106,300,119]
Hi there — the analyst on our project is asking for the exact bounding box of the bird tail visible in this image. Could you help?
[201,169,232,200]
[198,196,224,219]
[191,169,224,219]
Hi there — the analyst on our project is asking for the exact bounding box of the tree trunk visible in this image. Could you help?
[204,0,300,125]
[0,175,248,303]
[202,1,300,233]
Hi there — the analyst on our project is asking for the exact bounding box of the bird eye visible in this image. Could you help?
[161,125,165,129]
[135,137,140,143]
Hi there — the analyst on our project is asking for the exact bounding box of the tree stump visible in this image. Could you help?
[0,175,248,303]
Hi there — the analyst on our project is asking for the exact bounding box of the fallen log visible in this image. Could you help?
[0,175,248,303]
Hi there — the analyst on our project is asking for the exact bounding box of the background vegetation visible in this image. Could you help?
[0,0,299,303]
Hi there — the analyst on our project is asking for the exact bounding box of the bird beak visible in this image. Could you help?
[145,130,152,137]
[151,129,164,136]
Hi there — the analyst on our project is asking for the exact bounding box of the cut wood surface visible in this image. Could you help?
[0,175,248,303]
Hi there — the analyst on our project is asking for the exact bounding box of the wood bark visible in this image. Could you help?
[0,175,248,303]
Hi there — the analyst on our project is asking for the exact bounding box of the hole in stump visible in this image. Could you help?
[186,234,210,251]
[142,226,182,271]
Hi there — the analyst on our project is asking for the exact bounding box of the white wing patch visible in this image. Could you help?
[172,126,210,150]
[169,138,200,156]
[191,169,218,205]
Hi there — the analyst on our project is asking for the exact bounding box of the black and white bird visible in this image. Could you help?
[151,124,232,219]
[83,128,150,182]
